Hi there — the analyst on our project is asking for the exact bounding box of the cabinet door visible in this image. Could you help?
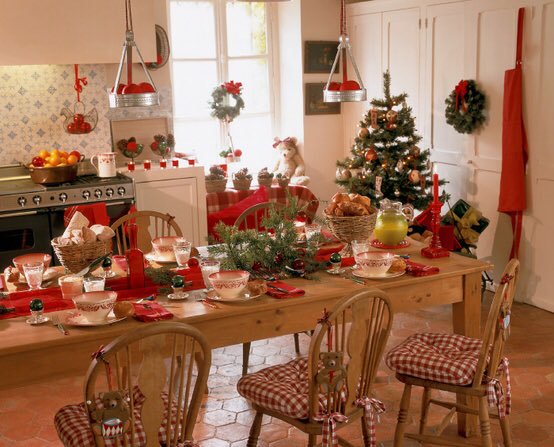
[0,0,156,65]
[423,2,467,204]
[382,8,423,121]
[135,178,200,246]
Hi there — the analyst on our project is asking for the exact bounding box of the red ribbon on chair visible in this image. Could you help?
[355,397,386,447]
[454,80,468,112]
[314,412,348,447]
[486,357,511,418]
[92,345,113,390]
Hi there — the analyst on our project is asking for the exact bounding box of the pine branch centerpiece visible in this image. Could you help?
[336,71,446,210]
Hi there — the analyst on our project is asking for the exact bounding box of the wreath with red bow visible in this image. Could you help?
[445,80,486,134]
[209,81,245,123]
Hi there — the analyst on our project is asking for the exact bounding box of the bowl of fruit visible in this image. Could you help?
[26,149,83,185]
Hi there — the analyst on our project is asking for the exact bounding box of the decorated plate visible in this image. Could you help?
[351,269,406,280]
[205,289,262,303]
[26,315,50,325]
[145,252,176,265]
[63,311,126,327]
[167,292,190,301]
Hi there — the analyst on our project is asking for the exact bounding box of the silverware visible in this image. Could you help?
[267,284,291,294]
[344,275,365,285]
[52,315,69,335]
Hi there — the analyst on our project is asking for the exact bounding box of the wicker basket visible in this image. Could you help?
[257,177,273,187]
[233,178,252,190]
[205,178,227,193]
[324,210,378,244]
[51,239,111,274]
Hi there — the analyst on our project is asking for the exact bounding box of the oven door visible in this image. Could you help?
[0,210,53,271]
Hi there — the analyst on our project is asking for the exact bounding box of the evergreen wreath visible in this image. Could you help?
[445,80,486,134]
[209,81,245,122]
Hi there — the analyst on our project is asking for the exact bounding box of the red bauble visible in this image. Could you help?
[408,170,421,184]
[233,149,242,157]
[291,259,305,271]
[358,127,369,139]
[340,80,361,91]
[295,211,308,223]
[187,258,199,268]
[252,261,263,272]
[274,253,283,264]
[365,148,377,161]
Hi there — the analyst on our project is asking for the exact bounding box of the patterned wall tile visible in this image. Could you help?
[0,64,172,166]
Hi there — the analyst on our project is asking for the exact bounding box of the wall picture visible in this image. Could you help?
[305,83,341,115]
[304,41,339,73]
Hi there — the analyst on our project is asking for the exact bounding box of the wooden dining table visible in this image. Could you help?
[0,241,489,435]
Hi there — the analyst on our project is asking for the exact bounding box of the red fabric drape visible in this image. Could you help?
[498,7,528,259]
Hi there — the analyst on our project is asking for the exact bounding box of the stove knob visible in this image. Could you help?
[82,190,91,200]
[94,189,102,198]
[117,186,126,196]
[17,197,27,207]
[106,188,114,197]
[32,195,41,205]
[59,193,68,203]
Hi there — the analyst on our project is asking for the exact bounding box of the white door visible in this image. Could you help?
[423,2,467,205]
[135,178,200,246]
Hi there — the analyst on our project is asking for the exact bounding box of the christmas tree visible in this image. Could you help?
[336,71,444,210]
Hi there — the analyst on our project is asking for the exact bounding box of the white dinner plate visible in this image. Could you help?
[63,311,126,327]
[205,289,262,303]
[167,292,190,301]
[351,269,406,280]
[145,252,176,264]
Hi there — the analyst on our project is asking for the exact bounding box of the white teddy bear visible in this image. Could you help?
[272,137,310,186]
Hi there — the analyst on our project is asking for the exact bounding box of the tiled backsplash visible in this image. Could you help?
[0,64,171,166]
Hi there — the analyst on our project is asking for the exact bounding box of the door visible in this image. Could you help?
[135,178,200,246]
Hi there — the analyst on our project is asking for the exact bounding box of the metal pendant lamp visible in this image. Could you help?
[323,0,366,103]
[109,0,160,108]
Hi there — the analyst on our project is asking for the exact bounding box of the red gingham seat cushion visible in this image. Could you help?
[54,387,199,447]
[386,333,483,385]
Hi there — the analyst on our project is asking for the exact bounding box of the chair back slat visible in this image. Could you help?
[234,202,284,231]
[473,259,519,387]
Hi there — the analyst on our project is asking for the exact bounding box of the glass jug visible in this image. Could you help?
[374,199,414,246]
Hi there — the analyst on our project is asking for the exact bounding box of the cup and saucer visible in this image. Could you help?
[63,311,126,326]
[351,269,406,280]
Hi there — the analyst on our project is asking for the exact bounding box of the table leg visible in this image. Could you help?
[452,272,482,437]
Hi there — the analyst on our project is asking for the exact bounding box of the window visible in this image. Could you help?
[169,0,276,171]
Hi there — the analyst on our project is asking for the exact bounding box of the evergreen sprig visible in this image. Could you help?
[445,80,486,134]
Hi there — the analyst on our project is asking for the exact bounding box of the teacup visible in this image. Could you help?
[152,236,186,262]
[355,252,395,276]
[209,270,250,299]
[72,291,117,323]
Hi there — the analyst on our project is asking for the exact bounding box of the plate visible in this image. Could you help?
[206,289,262,303]
[167,292,190,301]
[63,311,126,327]
[145,252,176,265]
[352,269,406,280]
[26,315,50,325]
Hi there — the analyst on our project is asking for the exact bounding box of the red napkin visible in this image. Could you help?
[266,281,305,299]
[64,203,110,226]
[405,260,440,277]
[132,302,173,322]
[0,289,73,320]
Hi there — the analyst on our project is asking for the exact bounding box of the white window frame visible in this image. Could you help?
[168,0,279,166]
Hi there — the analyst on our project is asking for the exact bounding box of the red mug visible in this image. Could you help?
[143,160,151,170]
[159,159,167,169]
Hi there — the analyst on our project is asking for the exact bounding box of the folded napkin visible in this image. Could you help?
[64,203,110,227]
[132,302,173,322]
[405,260,440,277]
[266,281,305,299]
[1,289,73,320]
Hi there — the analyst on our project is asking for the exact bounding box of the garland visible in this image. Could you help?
[445,80,486,134]
[209,81,245,123]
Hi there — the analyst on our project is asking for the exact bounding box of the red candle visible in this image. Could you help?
[172,158,179,168]
[159,159,167,169]
[433,173,439,203]
[143,160,151,170]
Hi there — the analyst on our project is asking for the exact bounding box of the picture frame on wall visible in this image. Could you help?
[304,41,339,74]
[305,83,341,115]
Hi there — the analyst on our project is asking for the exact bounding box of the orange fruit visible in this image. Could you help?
[39,149,49,159]
[67,154,78,165]
[44,163,52,168]
[59,150,68,158]
[49,156,60,167]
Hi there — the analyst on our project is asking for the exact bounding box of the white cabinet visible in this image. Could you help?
[0,0,156,65]
[127,166,208,247]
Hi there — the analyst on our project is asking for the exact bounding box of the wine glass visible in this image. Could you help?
[23,262,44,290]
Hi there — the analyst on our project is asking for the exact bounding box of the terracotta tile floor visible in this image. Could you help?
[1,298,553,446]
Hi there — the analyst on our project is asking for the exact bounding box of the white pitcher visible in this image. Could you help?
[91,152,117,178]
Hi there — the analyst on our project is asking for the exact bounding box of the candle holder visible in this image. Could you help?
[421,201,450,258]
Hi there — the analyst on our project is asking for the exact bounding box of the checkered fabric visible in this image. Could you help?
[206,185,319,216]
[313,412,348,447]
[355,397,385,447]
[486,357,512,418]
[54,387,199,447]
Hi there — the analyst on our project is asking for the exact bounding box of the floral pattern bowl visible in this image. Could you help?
[354,252,395,276]
[209,270,250,299]
[72,291,118,323]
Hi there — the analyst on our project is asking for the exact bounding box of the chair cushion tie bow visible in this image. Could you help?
[314,412,348,447]
[486,357,511,418]
[355,397,386,447]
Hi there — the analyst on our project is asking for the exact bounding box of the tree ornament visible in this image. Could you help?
[445,79,486,134]
[252,261,263,272]
[187,258,199,268]
[291,259,305,271]
[395,159,404,173]
[274,253,284,264]
[171,275,184,288]
[409,169,421,184]
[394,189,401,197]
[370,108,379,129]
[386,109,398,124]
[336,167,352,181]
[358,127,369,138]
[365,148,377,161]
[410,146,421,158]
[329,252,342,264]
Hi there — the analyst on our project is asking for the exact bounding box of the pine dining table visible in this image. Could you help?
[0,241,489,436]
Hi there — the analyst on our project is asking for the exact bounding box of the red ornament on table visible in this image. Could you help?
[421,172,450,258]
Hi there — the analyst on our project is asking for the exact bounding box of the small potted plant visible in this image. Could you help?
[232,168,253,190]
[257,167,274,187]
[205,165,227,193]
[275,173,290,188]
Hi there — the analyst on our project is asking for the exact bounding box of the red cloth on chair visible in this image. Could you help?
[64,203,110,227]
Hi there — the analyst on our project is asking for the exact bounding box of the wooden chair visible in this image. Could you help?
[237,289,393,447]
[54,322,211,447]
[111,210,183,255]
[386,259,520,447]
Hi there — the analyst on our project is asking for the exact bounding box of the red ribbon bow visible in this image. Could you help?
[74,64,88,102]
[222,80,242,95]
[92,345,113,389]
[272,136,294,148]
[355,397,386,447]
[314,412,348,447]
[500,274,514,285]
[454,79,469,112]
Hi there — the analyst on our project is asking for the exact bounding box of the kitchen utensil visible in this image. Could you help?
[146,25,170,70]
[73,253,113,277]
[52,315,69,335]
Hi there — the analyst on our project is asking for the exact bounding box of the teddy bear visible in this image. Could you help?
[88,390,131,439]
[272,136,310,186]
[315,352,347,394]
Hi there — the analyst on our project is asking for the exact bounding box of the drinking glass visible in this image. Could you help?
[352,239,370,268]
[84,276,106,292]
[173,240,192,267]
[304,223,321,244]
[200,260,220,290]
[59,275,84,301]
[23,262,44,290]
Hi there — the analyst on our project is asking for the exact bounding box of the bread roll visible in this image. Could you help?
[388,258,406,273]
[351,194,372,210]
[248,280,268,296]
[325,202,338,215]
[113,301,134,318]
[332,192,350,204]
[337,201,368,216]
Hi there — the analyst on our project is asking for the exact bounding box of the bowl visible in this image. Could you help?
[209,270,250,299]
[151,236,186,262]
[13,253,52,274]
[355,252,395,276]
[72,291,117,323]
[26,163,79,185]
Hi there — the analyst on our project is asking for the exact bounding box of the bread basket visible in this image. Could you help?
[51,239,111,274]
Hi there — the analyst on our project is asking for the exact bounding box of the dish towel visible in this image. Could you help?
[64,203,110,227]
[132,302,173,322]
[405,260,439,277]
[266,281,305,299]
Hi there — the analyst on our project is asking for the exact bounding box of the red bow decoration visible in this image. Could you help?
[272,136,294,148]
[74,64,88,102]
[500,274,514,285]
[222,81,242,95]
[454,79,469,112]
[92,345,113,389]
[314,412,348,447]
[355,397,386,447]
